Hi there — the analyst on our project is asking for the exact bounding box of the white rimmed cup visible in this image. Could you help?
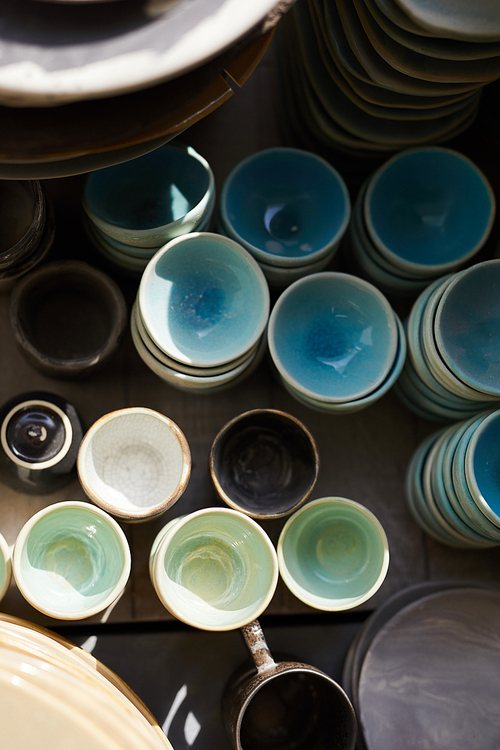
[77,407,191,522]
[13,501,131,620]
[0,532,12,603]
[149,508,278,631]
[277,497,389,610]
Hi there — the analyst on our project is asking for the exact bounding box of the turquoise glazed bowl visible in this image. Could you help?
[465,409,500,527]
[149,508,278,631]
[364,147,495,275]
[434,260,500,397]
[219,147,351,268]
[83,143,215,248]
[268,272,398,403]
[13,501,131,620]
[138,232,269,367]
[277,497,389,611]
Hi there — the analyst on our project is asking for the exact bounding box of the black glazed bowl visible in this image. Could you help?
[0,180,46,271]
[10,259,128,379]
[0,391,84,494]
[209,408,320,519]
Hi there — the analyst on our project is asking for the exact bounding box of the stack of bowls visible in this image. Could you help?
[82,142,215,276]
[405,409,500,549]
[267,272,406,414]
[218,147,351,287]
[395,260,500,421]
[0,180,55,292]
[345,147,496,298]
[132,232,270,394]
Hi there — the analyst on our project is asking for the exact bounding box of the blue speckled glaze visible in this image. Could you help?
[365,148,495,269]
[221,148,350,262]
[435,261,500,397]
[470,411,500,520]
[84,144,211,230]
[268,273,398,402]
[139,233,269,367]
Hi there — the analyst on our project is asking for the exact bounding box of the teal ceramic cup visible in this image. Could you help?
[277,497,389,610]
[0,531,12,603]
[149,508,278,630]
[13,501,131,620]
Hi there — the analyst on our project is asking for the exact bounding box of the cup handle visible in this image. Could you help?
[240,619,277,674]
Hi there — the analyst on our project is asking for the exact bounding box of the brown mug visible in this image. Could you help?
[222,619,357,750]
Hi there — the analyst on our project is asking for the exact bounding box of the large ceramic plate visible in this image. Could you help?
[0,0,292,107]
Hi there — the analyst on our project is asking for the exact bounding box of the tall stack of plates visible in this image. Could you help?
[276,0,500,159]
[0,0,294,179]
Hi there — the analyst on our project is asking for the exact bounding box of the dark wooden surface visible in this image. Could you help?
[2,35,500,629]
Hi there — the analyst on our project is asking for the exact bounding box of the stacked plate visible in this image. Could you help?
[82,142,215,276]
[267,272,406,414]
[275,0,500,157]
[345,146,495,298]
[0,613,173,750]
[395,260,500,421]
[131,232,270,394]
[342,581,500,750]
[0,1,292,179]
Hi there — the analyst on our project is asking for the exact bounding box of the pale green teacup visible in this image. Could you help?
[0,531,12,603]
[277,497,389,611]
[13,501,131,620]
[149,508,278,631]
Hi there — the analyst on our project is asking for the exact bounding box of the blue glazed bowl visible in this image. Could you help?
[268,272,398,403]
[465,409,500,527]
[83,143,215,248]
[364,147,495,275]
[219,147,351,268]
[138,232,269,368]
[434,260,500,398]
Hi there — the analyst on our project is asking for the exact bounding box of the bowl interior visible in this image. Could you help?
[365,148,495,268]
[156,511,277,629]
[468,411,500,520]
[139,234,269,367]
[434,261,500,396]
[84,144,212,233]
[278,499,388,609]
[18,505,128,616]
[79,410,188,516]
[268,273,398,402]
[211,410,318,517]
[221,148,349,260]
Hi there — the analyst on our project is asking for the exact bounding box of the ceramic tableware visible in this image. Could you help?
[0,532,11,603]
[464,409,500,528]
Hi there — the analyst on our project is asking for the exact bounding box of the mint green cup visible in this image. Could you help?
[13,501,131,620]
[149,508,278,631]
[0,531,12,603]
[277,497,389,611]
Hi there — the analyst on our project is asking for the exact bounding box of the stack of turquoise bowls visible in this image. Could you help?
[346,147,496,298]
[395,260,500,421]
[406,409,500,549]
[82,142,215,276]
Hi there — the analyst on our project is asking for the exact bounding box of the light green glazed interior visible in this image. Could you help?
[20,506,128,616]
[159,511,276,629]
[279,499,388,609]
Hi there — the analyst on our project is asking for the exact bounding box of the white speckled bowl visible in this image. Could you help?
[77,407,191,522]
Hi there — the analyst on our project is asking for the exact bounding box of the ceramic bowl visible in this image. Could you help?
[82,143,215,248]
[210,409,320,519]
[434,260,500,398]
[138,232,269,368]
[77,407,191,522]
[10,260,128,379]
[364,147,495,276]
[268,272,399,403]
[465,409,500,528]
[149,507,279,631]
[0,532,12,603]
[0,180,46,271]
[219,147,351,268]
[277,497,390,610]
[13,501,131,620]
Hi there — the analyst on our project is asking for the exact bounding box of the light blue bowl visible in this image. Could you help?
[277,497,389,611]
[434,260,500,398]
[268,272,398,403]
[219,147,351,268]
[83,143,215,248]
[138,232,270,368]
[364,147,495,275]
[465,409,500,527]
